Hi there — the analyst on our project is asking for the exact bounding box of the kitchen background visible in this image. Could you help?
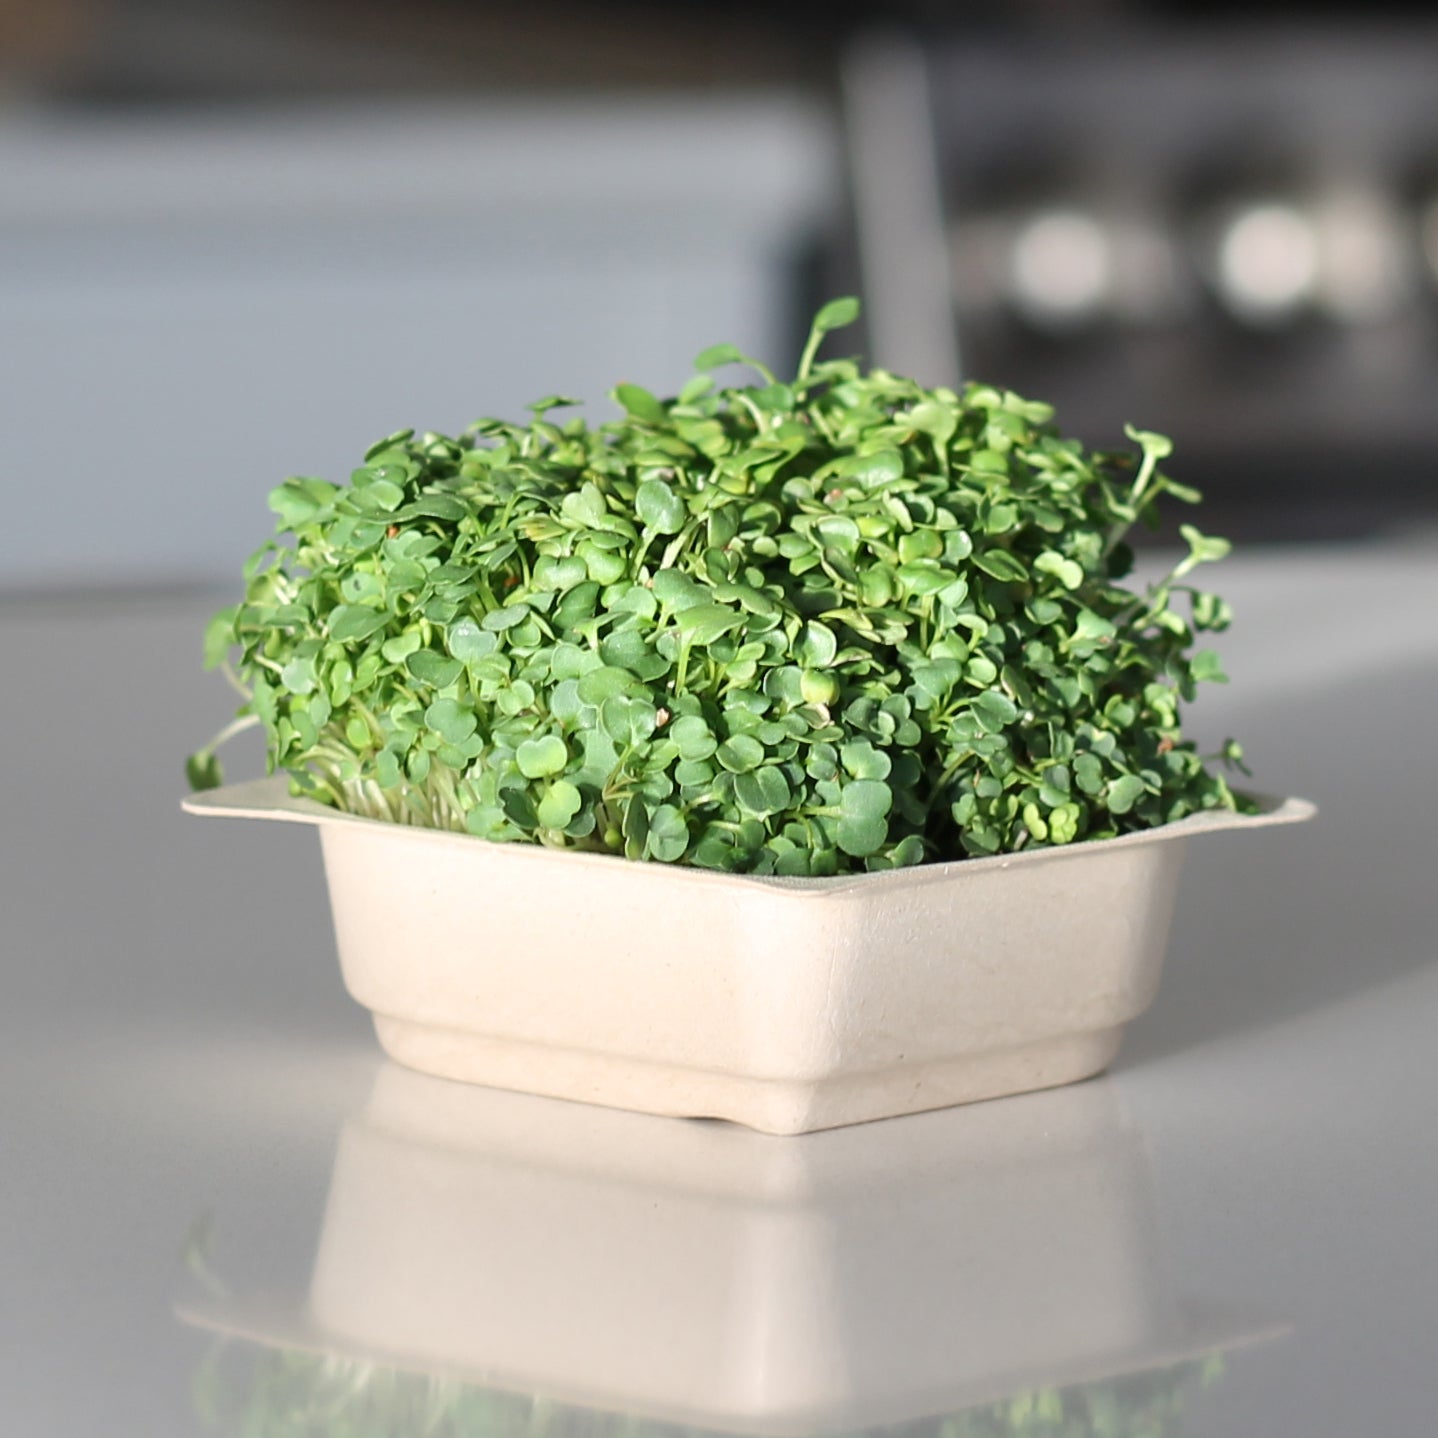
[5,0,1437,592]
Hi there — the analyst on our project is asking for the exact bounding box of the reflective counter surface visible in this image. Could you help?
[3,540,1436,1435]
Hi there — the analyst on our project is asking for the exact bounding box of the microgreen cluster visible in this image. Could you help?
[190,298,1246,876]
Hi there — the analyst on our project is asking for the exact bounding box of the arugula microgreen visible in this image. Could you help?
[189,299,1247,875]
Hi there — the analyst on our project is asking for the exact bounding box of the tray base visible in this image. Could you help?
[372,1015,1125,1134]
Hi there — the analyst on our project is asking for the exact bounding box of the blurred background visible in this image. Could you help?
[4,0,1438,586]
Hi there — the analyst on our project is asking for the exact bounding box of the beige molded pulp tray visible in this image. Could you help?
[184,778,1313,1134]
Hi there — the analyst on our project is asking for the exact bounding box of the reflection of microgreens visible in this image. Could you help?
[188,298,1247,876]
[191,1338,1224,1438]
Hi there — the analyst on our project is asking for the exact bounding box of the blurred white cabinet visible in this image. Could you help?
[0,99,836,588]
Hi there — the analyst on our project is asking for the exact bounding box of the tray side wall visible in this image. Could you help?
[319,824,1187,1132]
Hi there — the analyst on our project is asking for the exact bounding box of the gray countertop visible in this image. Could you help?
[3,539,1436,1436]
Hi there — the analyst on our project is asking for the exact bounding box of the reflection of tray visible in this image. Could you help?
[178,1066,1286,1436]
